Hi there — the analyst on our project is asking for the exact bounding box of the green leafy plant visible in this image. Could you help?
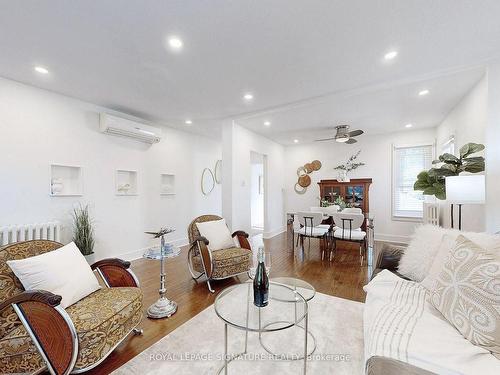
[413,142,485,200]
[333,196,353,210]
[72,204,95,256]
[317,197,330,207]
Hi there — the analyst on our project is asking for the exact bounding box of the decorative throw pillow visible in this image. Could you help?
[7,242,101,308]
[398,224,500,282]
[398,225,447,281]
[431,235,500,358]
[421,234,456,291]
[196,219,235,251]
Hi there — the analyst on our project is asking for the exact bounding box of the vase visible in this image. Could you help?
[338,170,350,182]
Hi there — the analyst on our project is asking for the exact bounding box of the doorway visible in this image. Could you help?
[250,151,265,235]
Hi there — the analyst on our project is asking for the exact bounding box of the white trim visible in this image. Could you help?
[392,216,424,223]
[121,237,189,261]
[374,232,411,244]
[263,226,286,239]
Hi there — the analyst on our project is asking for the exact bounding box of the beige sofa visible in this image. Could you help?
[364,227,500,375]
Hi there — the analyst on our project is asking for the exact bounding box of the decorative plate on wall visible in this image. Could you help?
[311,160,322,171]
[293,159,322,194]
[304,163,314,173]
[298,174,311,188]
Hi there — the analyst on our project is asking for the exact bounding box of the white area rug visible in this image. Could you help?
[113,292,364,374]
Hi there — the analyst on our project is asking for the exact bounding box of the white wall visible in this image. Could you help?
[0,78,221,260]
[485,63,500,233]
[284,128,437,242]
[222,122,285,238]
[435,75,487,232]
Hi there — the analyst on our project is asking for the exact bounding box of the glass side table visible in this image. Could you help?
[260,277,317,359]
[215,281,309,374]
[143,244,181,319]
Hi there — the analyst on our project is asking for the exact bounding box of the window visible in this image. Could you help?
[392,144,434,219]
[442,135,455,156]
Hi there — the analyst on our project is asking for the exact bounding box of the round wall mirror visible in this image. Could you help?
[214,160,222,184]
[201,168,215,195]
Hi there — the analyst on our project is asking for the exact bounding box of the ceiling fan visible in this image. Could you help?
[315,125,364,144]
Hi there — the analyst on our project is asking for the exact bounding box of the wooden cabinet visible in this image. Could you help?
[317,178,372,215]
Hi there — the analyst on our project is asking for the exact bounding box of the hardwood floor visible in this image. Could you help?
[88,232,373,374]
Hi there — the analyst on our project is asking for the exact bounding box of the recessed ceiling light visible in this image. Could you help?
[168,37,183,50]
[384,50,398,60]
[293,139,299,143]
[264,121,271,126]
[418,89,430,96]
[185,120,192,125]
[34,66,49,74]
[243,93,254,101]
[405,123,413,128]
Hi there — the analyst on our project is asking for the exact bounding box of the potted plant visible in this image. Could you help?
[72,204,95,263]
[334,150,365,182]
[413,142,485,200]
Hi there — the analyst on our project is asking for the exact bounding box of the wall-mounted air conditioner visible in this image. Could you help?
[99,113,162,144]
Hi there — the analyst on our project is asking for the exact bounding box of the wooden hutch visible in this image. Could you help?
[317,178,372,216]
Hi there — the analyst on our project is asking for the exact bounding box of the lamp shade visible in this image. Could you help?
[445,175,485,204]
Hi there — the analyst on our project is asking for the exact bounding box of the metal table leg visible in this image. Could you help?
[224,323,228,375]
[147,252,177,319]
[303,312,308,374]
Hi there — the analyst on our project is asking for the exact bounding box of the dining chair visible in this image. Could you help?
[295,211,331,259]
[342,207,362,214]
[315,205,340,230]
[331,212,367,261]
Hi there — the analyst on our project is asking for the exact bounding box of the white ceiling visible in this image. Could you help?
[237,67,486,144]
[0,1,499,142]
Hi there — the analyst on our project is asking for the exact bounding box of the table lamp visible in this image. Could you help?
[445,175,485,230]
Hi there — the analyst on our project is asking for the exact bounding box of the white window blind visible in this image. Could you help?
[392,144,434,219]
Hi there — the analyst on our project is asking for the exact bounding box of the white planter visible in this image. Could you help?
[84,253,95,265]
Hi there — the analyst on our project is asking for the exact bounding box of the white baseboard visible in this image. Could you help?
[375,232,410,244]
[263,226,286,239]
[122,237,189,261]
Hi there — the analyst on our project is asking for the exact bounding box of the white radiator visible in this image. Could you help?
[0,221,62,246]
[423,203,440,226]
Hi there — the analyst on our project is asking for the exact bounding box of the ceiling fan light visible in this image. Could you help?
[336,136,349,143]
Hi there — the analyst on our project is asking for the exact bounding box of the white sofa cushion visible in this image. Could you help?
[195,218,235,251]
[398,225,500,282]
[364,270,500,374]
[334,228,366,240]
[7,242,101,308]
[431,235,500,359]
[296,226,329,237]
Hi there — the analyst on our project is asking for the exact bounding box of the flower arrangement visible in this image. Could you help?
[333,196,354,210]
[334,150,365,172]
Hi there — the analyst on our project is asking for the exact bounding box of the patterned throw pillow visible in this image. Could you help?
[431,235,500,358]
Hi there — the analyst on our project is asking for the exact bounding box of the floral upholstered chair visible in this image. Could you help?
[187,215,252,292]
[0,240,143,375]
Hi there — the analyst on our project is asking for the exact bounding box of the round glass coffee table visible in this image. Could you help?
[260,277,316,358]
[215,281,309,374]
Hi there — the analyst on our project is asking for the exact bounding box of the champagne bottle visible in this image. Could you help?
[253,246,269,307]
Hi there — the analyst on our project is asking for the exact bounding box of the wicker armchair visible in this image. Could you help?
[187,215,252,293]
[0,240,143,375]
